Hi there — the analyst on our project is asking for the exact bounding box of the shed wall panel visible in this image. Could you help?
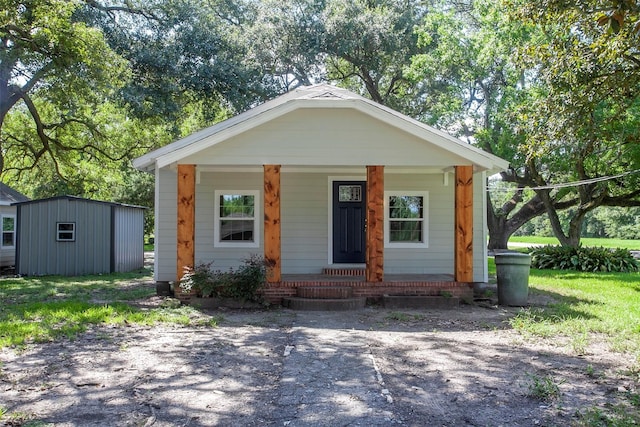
[113,206,144,272]
[17,199,111,276]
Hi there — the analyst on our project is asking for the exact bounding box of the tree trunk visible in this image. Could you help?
[486,198,510,250]
[486,190,557,250]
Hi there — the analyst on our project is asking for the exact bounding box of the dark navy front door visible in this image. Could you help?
[332,181,366,263]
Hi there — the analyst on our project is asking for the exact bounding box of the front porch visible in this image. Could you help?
[262,269,473,306]
[174,164,477,301]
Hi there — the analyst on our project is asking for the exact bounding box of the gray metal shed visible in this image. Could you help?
[14,196,145,276]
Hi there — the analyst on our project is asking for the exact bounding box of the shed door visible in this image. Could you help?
[332,181,366,263]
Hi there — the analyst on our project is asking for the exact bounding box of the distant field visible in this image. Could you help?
[509,236,640,250]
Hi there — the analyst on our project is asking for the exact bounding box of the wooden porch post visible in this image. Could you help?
[455,165,473,282]
[264,165,281,283]
[177,164,196,287]
[366,165,384,282]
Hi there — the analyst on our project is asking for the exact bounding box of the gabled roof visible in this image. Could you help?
[0,183,30,206]
[133,84,509,173]
[12,195,146,209]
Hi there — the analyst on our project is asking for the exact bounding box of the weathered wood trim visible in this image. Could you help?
[455,165,473,282]
[177,164,196,290]
[366,165,384,282]
[264,165,281,282]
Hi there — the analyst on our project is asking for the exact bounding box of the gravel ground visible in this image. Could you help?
[1,297,638,427]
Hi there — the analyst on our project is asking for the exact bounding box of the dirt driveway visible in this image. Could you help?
[1,300,636,426]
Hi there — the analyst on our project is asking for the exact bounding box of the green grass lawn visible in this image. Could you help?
[489,256,640,358]
[0,269,219,348]
[509,236,640,250]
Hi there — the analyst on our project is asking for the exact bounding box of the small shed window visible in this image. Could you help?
[214,190,260,248]
[1,215,15,248]
[57,222,76,242]
[384,191,429,248]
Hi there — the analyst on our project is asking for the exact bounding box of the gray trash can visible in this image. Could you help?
[495,252,531,306]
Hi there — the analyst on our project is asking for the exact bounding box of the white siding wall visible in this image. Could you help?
[155,167,489,281]
[194,172,264,271]
[384,174,454,274]
[155,168,177,282]
[473,172,488,283]
[180,109,472,167]
[282,173,333,274]
[0,206,17,267]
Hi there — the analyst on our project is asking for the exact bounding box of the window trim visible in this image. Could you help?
[214,190,260,248]
[56,222,76,242]
[1,214,15,248]
[384,191,429,248]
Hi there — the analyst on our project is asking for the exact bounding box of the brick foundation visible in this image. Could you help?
[262,279,473,305]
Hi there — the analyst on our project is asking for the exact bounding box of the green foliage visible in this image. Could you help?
[180,255,271,303]
[526,373,562,402]
[578,404,640,427]
[529,245,639,273]
[509,236,640,251]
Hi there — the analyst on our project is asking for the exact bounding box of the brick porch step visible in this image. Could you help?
[282,297,366,311]
[296,286,353,299]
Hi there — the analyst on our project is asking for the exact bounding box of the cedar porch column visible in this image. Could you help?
[366,165,384,282]
[455,165,473,282]
[177,164,196,285]
[264,165,281,283]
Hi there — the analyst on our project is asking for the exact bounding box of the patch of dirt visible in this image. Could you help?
[1,295,638,426]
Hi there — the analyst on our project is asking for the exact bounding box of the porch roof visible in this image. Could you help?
[133,84,509,173]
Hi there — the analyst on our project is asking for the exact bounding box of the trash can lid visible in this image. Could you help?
[494,252,531,265]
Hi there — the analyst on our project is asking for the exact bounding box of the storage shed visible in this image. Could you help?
[0,183,30,268]
[14,196,145,276]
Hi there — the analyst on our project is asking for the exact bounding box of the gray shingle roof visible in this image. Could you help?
[0,183,29,205]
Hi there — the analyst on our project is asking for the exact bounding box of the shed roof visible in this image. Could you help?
[133,84,509,173]
[0,183,30,206]
[12,195,146,209]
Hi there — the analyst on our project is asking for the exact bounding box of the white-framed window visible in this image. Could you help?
[214,190,260,248]
[57,222,76,242]
[1,215,15,248]
[384,191,429,248]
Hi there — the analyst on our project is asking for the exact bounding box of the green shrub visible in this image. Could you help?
[180,255,271,302]
[529,245,639,273]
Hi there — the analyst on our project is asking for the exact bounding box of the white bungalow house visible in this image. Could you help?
[133,84,509,304]
[0,183,29,268]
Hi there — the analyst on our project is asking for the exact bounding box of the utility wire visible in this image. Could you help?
[487,168,640,192]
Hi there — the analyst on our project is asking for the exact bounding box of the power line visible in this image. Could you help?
[487,168,640,192]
